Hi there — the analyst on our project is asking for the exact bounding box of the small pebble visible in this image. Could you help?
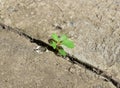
[34,46,47,54]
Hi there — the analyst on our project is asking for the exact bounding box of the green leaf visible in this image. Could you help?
[50,41,57,49]
[58,49,66,56]
[52,33,59,42]
[62,39,74,48]
[60,34,67,41]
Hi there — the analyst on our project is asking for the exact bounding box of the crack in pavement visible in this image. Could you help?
[0,23,120,88]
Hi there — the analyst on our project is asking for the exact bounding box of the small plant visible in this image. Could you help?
[49,33,75,56]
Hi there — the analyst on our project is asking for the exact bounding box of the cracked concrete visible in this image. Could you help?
[0,29,116,88]
[0,0,120,88]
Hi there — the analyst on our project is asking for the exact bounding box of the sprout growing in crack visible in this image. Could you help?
[49,33,75,57]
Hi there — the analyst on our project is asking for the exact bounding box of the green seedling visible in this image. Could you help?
[49,33,75,56]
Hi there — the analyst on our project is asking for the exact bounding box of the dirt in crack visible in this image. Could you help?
[0,23,120,88]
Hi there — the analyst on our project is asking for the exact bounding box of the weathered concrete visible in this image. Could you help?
[0,0,120,87]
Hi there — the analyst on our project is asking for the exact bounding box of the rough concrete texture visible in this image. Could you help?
[0,30,115,88]
[0,0,120,88]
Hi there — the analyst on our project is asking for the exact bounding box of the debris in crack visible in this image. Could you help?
[0,23,120,88]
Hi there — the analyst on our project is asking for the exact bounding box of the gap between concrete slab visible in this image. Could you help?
[0,23,120,88]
